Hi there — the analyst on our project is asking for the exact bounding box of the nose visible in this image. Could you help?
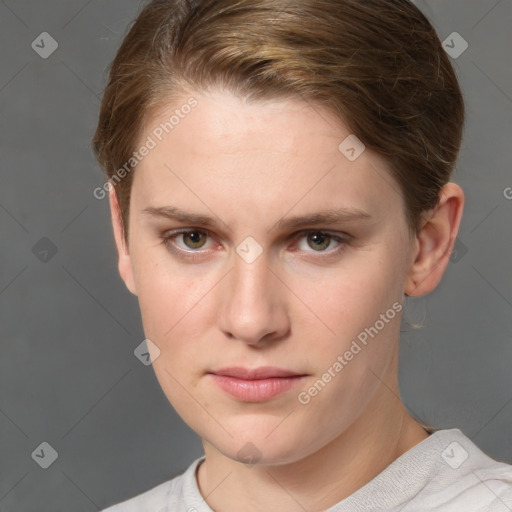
[217,253,291,346]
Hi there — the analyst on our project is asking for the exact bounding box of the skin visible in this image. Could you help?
[108,88,464,511]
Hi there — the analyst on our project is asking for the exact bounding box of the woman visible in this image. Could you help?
[93,0,512,510]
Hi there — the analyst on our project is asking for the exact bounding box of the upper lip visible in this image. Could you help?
[209,366,305,380]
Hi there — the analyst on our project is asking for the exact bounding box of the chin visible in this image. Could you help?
[204,422,314,467]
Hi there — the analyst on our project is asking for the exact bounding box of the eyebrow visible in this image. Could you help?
[141,205,372,231]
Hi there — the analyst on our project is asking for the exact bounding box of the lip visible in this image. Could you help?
[210,366,304,380]
[208,367,307,402]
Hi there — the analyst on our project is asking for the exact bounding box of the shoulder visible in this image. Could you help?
[101,479,174,512]
[414,429,512,511]
[334,428,512,512]
[100,457,204,512]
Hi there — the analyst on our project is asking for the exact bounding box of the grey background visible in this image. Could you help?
[0,1,510,510]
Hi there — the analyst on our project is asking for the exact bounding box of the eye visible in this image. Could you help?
[178,230,208,250]
[295,231,346,253]
[160,228,349,260]
[161,229,214,252]
[297,231,348,254]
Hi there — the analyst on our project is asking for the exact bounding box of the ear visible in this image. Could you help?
[405,182,464,297]
[108,186,138,296]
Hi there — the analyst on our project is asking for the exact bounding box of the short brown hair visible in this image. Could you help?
[92,0,464,244]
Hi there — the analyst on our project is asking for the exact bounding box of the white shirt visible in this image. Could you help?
[101,428,512,511]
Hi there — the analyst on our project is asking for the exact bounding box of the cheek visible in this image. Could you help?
[288,246,406,413]
[133,248,209,333]
[133,256,227,404]
[290,247,405,342]
[134,260,215,423]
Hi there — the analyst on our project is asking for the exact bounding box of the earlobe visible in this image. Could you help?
[404,183,464,297]
[108,186,138,296]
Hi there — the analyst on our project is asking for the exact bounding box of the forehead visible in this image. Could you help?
[131,89,405,225]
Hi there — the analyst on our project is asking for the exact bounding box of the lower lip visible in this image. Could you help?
[209,374,306,402]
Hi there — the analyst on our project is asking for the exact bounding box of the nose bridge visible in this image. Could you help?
[232,252,272,303]
[217,249,289,344]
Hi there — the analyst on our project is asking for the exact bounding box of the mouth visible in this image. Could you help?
[207,366,308,402]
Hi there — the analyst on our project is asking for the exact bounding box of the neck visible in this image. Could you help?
[197,362,429,512]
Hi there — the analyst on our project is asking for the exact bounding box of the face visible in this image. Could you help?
[114,89,416,465]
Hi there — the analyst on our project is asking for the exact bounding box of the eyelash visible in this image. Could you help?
[159,228,350,261]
